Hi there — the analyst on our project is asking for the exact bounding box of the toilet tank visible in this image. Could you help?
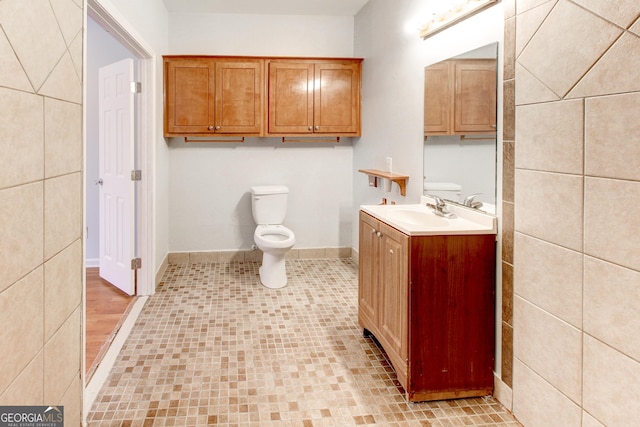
[250,186,289,225]
[424,182,462,203]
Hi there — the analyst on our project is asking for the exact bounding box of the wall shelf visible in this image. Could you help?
[358,169,410,196]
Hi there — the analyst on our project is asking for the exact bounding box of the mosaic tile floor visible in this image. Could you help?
[87,259,522,427]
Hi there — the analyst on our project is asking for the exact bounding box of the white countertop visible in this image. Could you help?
[360,196,497,237]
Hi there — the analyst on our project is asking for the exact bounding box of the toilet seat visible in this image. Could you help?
[254,225,295,249]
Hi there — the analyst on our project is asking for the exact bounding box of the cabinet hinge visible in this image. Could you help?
[131,81,141,93]
[131,258,142,270]
[131,170,142,181]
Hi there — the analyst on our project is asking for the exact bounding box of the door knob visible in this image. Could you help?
[95,179,103,185]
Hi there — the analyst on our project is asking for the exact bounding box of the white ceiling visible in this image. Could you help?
[162,0,370,16]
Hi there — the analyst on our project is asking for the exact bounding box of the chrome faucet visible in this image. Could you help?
[428,195,456,218]
[463,193,483,209]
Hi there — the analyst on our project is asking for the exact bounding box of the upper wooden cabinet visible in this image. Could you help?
[164,57,264,137]
[267,59,362,136]
[424,58,496,136]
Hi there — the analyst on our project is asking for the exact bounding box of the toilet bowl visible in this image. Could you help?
[250,186,296,289]
[253,225,295,288]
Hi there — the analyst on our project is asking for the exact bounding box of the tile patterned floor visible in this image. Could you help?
[87,259,521,427]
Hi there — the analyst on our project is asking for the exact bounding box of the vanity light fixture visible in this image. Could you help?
[419,0,499,39]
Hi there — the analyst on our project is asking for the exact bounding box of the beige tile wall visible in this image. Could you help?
[507,0,640,425]
[0,0,83,424]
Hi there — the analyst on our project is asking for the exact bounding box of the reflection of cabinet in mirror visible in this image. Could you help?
[424,59,496,136]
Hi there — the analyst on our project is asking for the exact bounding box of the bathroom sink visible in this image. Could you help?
[360,198,497,236]
[384,207,451,227]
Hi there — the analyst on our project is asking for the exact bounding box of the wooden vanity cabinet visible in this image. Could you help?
[267,59,362,136]
[164,57,263,137]
[424,58,497,136]
[358,211,496,402]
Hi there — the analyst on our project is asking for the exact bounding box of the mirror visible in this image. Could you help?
[423,43,498,213]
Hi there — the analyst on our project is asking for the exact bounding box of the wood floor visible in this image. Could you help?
[86,267,136,381]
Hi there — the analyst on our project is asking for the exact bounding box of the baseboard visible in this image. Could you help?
[85,258,99,268]
[493,374,513,411]
[155,254,169,287]
[167,247,354,265]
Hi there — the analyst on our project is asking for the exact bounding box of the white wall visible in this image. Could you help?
[166,13,356,252]
[353,0,504,248]
[85,16,136,265]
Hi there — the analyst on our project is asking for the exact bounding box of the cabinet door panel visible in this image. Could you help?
[165,61,214,134]
[358,212,379,330]
[314,63,360,134]
[379,223,408,362]
[268,62,314,134]
[453,59,497,133]
[424,61,451,135]
[215,60,263,134]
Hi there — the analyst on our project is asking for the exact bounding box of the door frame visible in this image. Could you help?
[86,0,155,297]
[83,0,157,418]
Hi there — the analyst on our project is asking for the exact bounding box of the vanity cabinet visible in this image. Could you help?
[267,59,362,136]
[424,58,496,136]
[358,210,496,402]
[163,56,263,137]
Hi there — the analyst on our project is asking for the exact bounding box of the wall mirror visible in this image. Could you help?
[423,42,498,213]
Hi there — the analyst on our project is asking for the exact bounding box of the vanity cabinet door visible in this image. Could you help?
[453,59,497,134]
[358,211,380,330]
[378,222,409,376]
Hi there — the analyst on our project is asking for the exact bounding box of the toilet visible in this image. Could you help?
[250,185,296,289]
[424,181,463,203]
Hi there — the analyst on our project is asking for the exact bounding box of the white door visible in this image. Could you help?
[98,58,135,295]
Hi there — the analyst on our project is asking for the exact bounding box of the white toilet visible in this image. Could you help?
[250,185,296,289]
[424,181,463,203]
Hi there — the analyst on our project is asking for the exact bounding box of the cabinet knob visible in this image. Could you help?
[377,232,382,237]
[308,126,313,131]
[208,126,214,130]
[314,125,319,131]
[371,229,377,234]
[389,249,394,254]
[215,125,221,130]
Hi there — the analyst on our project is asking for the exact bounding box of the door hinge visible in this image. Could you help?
[131,258,142,270]
[131,81,141,93]
[131,170,142,181]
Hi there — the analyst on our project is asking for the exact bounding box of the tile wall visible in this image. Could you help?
[506,0,640,426]
[0,0,84,424]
